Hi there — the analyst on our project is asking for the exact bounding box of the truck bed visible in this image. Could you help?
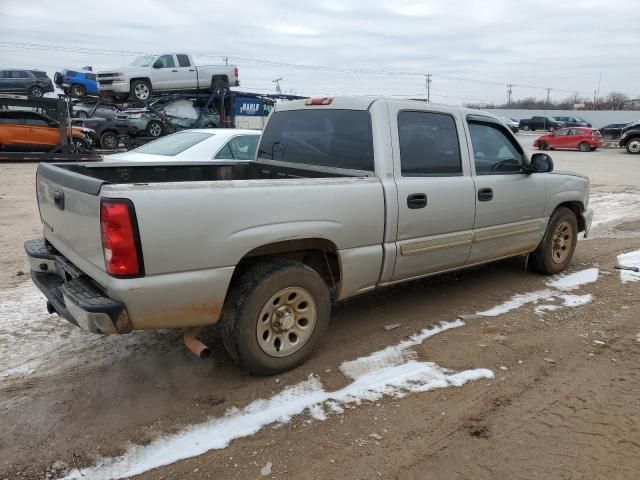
[40,160,361,194]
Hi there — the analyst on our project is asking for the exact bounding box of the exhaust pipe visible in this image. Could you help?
[184,326,211,359]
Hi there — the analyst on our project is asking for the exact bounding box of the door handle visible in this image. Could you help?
[53,189,65,210]
[478,188,493,202]
[407,193,427,209]
[172,69,178,72]
[189,69,195,72]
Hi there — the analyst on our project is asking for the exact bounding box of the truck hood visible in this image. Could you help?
[551,170,589,181]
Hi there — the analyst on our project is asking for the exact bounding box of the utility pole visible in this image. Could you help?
[223,56,228,66]
[545,87,551,114]
[425,74,431,102]
[273,77,282,94]
[507,84,513,106]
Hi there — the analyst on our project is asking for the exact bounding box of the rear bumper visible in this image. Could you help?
[25,238,131,334]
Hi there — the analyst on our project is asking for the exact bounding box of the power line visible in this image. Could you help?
[0,39,600,97]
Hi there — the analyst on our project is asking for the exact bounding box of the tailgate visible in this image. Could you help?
[36,163,107,281]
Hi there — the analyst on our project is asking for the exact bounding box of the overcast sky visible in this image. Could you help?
[1,0,638,104]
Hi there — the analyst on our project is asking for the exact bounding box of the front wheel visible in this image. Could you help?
[626,139,640,154]
[530,207,578,275]
[70,84,86,97]
[71,138,88,150]
[130,80,152,102]
[100,131,118,150]
[220,260,331,375]
[74,110,89,119]
[578,142,591,152]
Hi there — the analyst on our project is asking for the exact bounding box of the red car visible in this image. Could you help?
[533,127,603,152]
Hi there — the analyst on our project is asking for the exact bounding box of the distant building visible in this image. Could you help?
[623,98,640,110]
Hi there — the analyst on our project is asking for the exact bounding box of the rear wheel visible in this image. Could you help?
[146,120,163,137]
[211,78,229,95]
[626,139,640,154]
[220,260,331,375]
[70,84,86,97]
[74,110,89,119]
[578,142,591,152]
[28,86,44,98]
[100,131,118,150]
[530,207,578,274]
[523,125,530,131]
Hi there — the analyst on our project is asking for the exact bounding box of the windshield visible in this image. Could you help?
[129,55,155,67]
[131,131,214,156]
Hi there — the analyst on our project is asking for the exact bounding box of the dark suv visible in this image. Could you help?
[0,69,54,97]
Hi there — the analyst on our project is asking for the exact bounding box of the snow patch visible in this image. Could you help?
[589,192,640,236]
[61,320,491,480]
[617,249,640,283]
[546,268,599,291]
[478,268,598,318]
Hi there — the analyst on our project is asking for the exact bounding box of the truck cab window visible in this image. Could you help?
[468,121,524,174]
[156,55,175,68]
[398,111,462,176]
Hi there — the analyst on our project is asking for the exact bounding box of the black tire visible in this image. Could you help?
[130,79,152,102]
[625,139,640,154]
[74,110,89,119]
[211,78,229,95]
[220,260,331,375]
[146,120,163,137]
[523,125,530,131]
[538,141,548,151]
[548,126,556,132]
[28,86,44,98]
[578,142,591,152]
[70,84,86,97]
[100,131,118,150]
[530,207,578,275]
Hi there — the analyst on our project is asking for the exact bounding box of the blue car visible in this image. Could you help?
[54,68,98,97]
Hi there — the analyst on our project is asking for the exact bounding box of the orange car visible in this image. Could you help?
[0,110,94,151]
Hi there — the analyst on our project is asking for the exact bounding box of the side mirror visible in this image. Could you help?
[528,153,554,173]
[549,133,555,137]
[152,62,162,69]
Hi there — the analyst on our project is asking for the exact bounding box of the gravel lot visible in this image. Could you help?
[1,145,639,479]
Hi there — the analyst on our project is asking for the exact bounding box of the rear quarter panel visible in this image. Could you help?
[102,177,386,328]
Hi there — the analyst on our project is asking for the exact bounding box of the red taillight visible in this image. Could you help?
[234,67,238,78]
[100,199,143,277]
[305,97,334,106]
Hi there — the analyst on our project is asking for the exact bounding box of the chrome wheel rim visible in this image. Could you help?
[552,220,573,264]
[148,123,161,136]
[71,86,84,96]
[629,140,640,153]
[72,139,84,149]
[256,286,317,358]
[134,83,150,100]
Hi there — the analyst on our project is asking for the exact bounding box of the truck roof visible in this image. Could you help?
[275,96,499,120]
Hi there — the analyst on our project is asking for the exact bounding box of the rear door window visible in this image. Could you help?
[398,111,462,176]
[258,109,374,171]
[177,55,191,67]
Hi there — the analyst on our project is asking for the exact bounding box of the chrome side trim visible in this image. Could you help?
[473,220,543,243]
[399,231,473,257]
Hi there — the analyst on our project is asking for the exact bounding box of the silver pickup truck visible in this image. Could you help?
[97,53,239,102]
[26,97,593,374]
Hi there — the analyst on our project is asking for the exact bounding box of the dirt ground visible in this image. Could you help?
[1,146,639,480]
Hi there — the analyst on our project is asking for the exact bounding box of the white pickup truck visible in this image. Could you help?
[97,53,239,102]
[26,97,592,375]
